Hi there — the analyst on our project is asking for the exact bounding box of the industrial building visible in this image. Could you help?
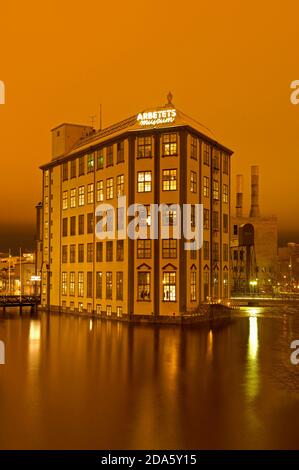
[37,98,233,318]
[231,166,278,295]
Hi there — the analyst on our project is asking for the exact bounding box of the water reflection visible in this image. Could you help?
[0,308,299,449]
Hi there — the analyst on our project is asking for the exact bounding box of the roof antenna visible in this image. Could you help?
[99,104,102,131]
[89,114,96,128]
[167,91,174,106]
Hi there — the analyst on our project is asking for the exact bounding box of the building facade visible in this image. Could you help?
[38,101,233,318]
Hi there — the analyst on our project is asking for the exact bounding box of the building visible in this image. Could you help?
[278,242,299,292]
[231,166,278,295]
[0,252,37,295]
[38,97,233,318]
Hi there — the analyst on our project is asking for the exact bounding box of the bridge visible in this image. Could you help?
[0,295,40,315]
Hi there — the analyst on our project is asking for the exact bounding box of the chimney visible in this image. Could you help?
[236,174,243,218]
[249,165,260,217]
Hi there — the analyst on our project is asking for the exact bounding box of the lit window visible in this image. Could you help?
[162,239,177,258]
[137,239,151,258]
[62,191,68,210]
[162,169,177,191]
[87,153,94,172]
[96,272,102,299]
[70,189,76,208]
[106,272,112,299]
[62,272,67,296]
[96,180,104,202]
[117,174,124,197]
[190,271,196,301]
[163,272,176,302]
[190,171,197,193]
[223,184,229,203]
[78,272,84,297]
[162,133,177,156]
[106,178,114,200]
[70,272,75,296]
[203,176,209,197]
[213,180,219,200]
[78,186,85,206]
[137,171,152,192]
[96,149,104,169]
[137,272,151,301]
[116,272,123,300]
[87,183,94,204]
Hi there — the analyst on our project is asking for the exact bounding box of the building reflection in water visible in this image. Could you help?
[207,329,213,362]
[246,308,260,401]
[28,320,41,370]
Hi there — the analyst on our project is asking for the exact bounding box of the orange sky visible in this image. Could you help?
[0,0,299,251]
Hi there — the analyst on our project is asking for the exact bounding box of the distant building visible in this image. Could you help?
[278,242,299,291]
[38,99,233,318]
[0,252,37,295]
[231,166,278,295]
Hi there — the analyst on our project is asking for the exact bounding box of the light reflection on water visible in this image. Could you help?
[0,307,299,449]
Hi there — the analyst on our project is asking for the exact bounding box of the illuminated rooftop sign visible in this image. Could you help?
[137,109,176,126]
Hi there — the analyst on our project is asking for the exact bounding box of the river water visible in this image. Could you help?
[0,306,299,449]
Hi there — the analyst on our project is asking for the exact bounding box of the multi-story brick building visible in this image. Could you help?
[38,98,233,318]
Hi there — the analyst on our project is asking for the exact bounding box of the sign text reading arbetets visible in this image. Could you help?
[137,108,176,126]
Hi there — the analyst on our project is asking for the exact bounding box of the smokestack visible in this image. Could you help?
[249,165,260,217]
[236,174,243,218]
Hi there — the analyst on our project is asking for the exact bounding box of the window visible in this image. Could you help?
[79,156,85,176]
[62,191,68,210]
[96,304,102,315]
[203,143,210,165]
[87,153,94,172]
[203,240,209,260]
[137,239,151,258]
[163,272,176,302]
[190,171,197,193]
[96,272,102,299]
[190,271,196,301]
[62,162,68,181]
[106,241,113,261]
[213,180,219,200]
[116,174,124,197]
[223,154,229,174]
[116,272,123,300]
[212,242,219,262]
[62,245,67,263]
[117,141,124,163]
[87,183,94,204]
[162,239,177,258]
[70,159,76,178]
[106,177,114,200]
[117,240,124,261]
[87,213,94,234]
[137,204,151,226]
[137,171,152,192]
[162,133,177,156]
[191,205,196,228]
[70,189,76,208]
[87,272,93,298]
[78,214,84,235]
[96,180,104,203]
[162,169,177,191]
[44,170,49,187]
[106,305,112,316]
[117,207,125,231]
[96,242,103,262]
[190,136,198,160]
[191,248,196,260]
[117,306,122,317]
[78,272,84,297]
[223,271,229,298]
[62,272,67,296]
[213,151,220,169]
[223,214,228,233]
[70,272,75,296]
[233,224,238,236]
[137,272,150,301]
[204,271,209,300]
[78,244,84,263]
[87,243,93,262]
[70,216,76,236]
[223,184,229,203]
[204,209,209,229]
[137,136,152,158]
[106,272,112,299]
[78,186,85,206]
[233,250,238,261]
[223,243,229,262]
[106,145,113,166]
[162,206,177,226]
[96,149,104,169]
[70,244,76,263]
[62,218,68,237]
[203,176,209,197]
[212,211,219,231]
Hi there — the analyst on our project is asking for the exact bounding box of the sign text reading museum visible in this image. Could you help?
[137,109,176,126]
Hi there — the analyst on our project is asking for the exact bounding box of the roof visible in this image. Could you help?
[41,105,233,169]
